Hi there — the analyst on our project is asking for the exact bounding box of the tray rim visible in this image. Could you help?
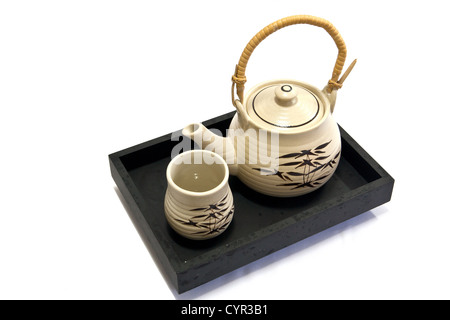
[109,111,394,290]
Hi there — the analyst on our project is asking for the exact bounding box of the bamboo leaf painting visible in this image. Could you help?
[314,141,331,150]
[253,140,340,191]
[174,196,234,237]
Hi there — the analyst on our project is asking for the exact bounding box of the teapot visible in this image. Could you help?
[182,15,357,197]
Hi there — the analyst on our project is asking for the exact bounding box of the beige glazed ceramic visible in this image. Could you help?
[164,150,234,240]
[183,15,356,197]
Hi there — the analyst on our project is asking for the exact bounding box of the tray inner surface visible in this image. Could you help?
[121,116,381,264]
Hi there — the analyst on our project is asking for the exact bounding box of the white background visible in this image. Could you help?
[1,0,449,300]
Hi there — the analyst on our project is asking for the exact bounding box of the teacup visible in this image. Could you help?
[164,150,234,240]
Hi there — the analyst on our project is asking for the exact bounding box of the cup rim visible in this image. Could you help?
[166,150,229,197]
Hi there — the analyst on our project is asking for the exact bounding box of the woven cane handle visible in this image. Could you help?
[232,15,352,104]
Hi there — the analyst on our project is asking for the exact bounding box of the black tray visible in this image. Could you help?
[109,111,394,294]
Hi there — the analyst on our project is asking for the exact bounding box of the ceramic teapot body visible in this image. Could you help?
[182,15,356,197]
[183,79,341,197]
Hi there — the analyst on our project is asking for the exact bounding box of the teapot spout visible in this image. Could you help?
[182,123,238,176]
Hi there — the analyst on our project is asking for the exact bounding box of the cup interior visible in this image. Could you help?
[168,151,227,193]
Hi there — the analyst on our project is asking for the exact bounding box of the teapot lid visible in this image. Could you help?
[246,82,324,130]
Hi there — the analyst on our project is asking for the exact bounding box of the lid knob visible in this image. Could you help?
[275,85,298,106]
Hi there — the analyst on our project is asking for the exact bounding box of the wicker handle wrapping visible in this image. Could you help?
[231,15,356,104]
